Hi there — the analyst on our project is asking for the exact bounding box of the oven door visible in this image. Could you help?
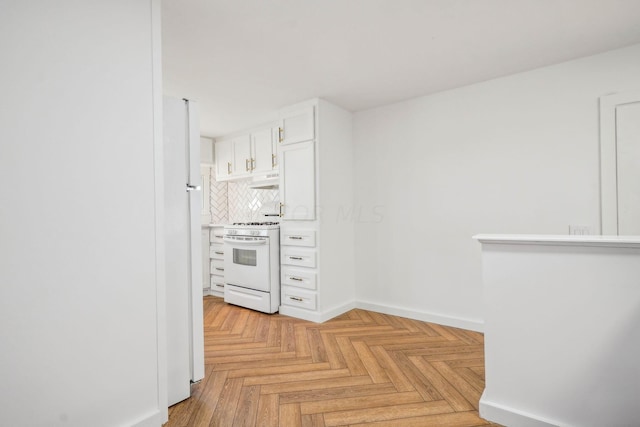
[223,236,271,292]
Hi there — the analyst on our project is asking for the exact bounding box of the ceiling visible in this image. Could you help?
[162,0,640,138]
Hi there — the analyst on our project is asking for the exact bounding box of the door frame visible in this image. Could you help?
[599,91,640,235]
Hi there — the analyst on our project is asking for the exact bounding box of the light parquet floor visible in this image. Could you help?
[166,296,498,427]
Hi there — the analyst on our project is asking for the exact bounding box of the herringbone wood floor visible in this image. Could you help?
[166,296,497,427]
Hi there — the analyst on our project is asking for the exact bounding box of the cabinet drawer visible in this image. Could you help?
[282,267,317,290]
[210,277,225,291]
[225,284,274,313]
[209,243,225,259]
[282,286,317,310]
[210,259,225,275]
[209,228,225,244]
[281,229,316,247]
[281,247,316,268]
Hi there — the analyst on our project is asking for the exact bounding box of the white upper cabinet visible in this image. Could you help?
[279,140,315,220]
[279,105,315,145]
[214,139,233,180]
[251,127,278,175]
[215,126,279,181]
[232,134,252,176]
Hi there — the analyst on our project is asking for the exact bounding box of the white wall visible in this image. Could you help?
[353,44,640,330]
[476,235,640,427]
[0,1,164,426]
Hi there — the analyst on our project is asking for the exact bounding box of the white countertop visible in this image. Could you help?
[202,223,227,228]
[473,234,640,248]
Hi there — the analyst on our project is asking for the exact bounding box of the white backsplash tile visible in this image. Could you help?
[227,180,279,223]
[210,167,228,224]
[206,165,279,224]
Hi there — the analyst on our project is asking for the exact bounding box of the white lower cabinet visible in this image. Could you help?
[202,228,210,291]
[281,267,316,290]
[280,226,318,314]
[281,247,316,269]
[281,286,317,311]
[208,225,225,297]
[280,229,316,247]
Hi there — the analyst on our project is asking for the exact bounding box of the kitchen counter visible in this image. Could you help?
[474,234,640,427]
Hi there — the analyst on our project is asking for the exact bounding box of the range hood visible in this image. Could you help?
[248,175,279,190]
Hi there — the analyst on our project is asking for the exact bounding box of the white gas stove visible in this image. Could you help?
[222,222,281,313]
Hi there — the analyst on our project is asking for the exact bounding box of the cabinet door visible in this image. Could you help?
[279,105,314,145]
[214,140,233,181]
[271,127,279,170]
[251,128,275,175]
[232,135,252,177]
[280,141,315,220]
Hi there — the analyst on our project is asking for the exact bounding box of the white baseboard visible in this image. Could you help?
[356,300,484,332]
[318,300,357,322]
[479,393,560,427]
[279,300,356,323]
[130,410,163,427]
[279,305,323,322]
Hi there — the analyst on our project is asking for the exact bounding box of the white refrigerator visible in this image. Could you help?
[163,97,205,406]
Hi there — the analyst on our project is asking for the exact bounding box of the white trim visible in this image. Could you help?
[318,300,357,323]
[130,410,163,427]
[278,300,356,323]
[479,394,560,427]
[279,300,484,332]
[279,305,323,322]
[356,300,484,333]
[473,233,640,248]
[150,0,167,423]
[599,91,640,235]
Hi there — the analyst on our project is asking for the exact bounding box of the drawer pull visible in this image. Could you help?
[215,267,224,271]
[290,277,303,282]
[289,256,303,261]
[215,284,224,288]
[214,251,224,255]
[289,296,304,302]
[289,236,303,240]
[215,234,223,238]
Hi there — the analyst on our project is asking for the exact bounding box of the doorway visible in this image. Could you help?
[600,91,640,235]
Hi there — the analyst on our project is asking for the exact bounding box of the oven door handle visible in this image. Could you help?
[223,237,268,246]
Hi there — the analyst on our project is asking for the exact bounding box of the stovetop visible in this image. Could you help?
[232,222,279,226]
[224,221,280,231]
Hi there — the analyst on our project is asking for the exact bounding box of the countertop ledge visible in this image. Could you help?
[473,234,640,248]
